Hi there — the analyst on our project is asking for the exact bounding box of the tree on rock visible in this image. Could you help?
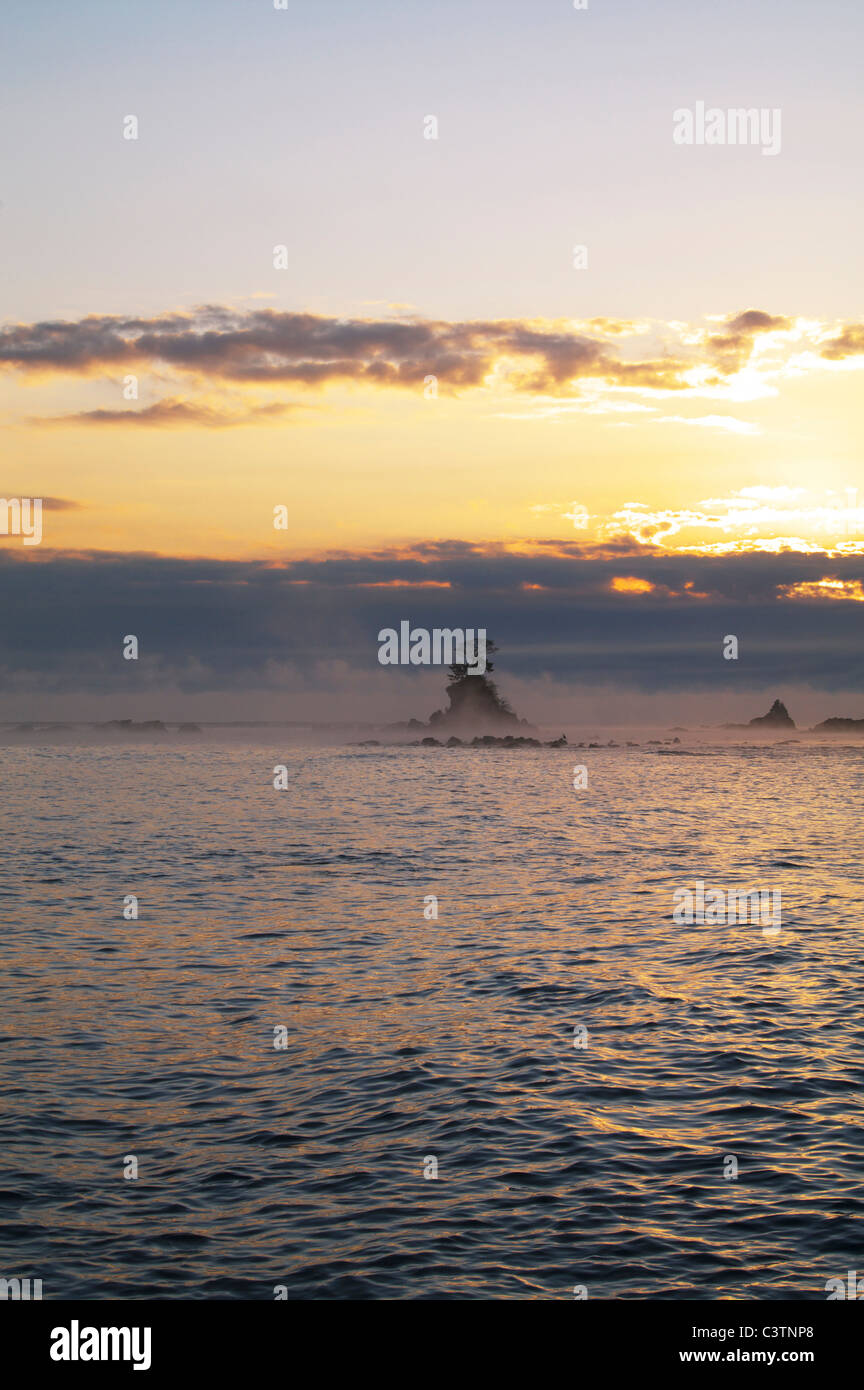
[428,640,525,730]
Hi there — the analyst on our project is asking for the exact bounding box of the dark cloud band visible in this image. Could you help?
[1,543,862,695]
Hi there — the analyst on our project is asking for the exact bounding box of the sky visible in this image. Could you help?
[1,0,862,722]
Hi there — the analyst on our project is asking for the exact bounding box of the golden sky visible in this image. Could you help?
[3,307,863,561]
[2,1,863,721]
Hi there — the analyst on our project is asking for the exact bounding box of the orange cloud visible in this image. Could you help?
[355,580,452,589]
[611,576,655,594]
[777,578,864,601]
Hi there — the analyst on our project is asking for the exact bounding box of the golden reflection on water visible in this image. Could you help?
[2,742,862,1296]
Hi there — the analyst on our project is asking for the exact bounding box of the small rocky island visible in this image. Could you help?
[723,699,864,733]
[387,639,543,740]
[426,639,529,733]
[749,699,796,729]
[723,699,796,730]
[372,639,566,746]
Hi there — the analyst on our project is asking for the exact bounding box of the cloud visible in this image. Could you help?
[1,543,863,707]
[820,324,864,360]
[727,310,791,335]
[0,306,843,410]
[585,318,647,336]
[35,398,303,428]
[610,576,655,594]
[777,578,864,601]
[706,309,793,370]
[654,414,760,434]
[0,307,677,393]
[589,491,864,549]
[0,495,81,510]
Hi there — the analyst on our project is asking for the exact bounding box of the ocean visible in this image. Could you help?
[1,739,862,1299]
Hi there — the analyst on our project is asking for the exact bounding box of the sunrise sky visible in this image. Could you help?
[1,0,862,721]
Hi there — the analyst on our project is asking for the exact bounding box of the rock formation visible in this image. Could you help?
[413,733,566,748]
[748,699,795,729]
[424,640,533,733]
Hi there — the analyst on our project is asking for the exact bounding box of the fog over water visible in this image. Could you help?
[3,678,864,734]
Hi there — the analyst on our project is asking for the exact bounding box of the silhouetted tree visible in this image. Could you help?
[429,638,521,728]
[446,638,497,684]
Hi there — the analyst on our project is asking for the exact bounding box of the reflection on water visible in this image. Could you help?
[1,743,862,1298]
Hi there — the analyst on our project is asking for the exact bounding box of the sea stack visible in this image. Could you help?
[749,699,795,729]
[424,638,530,733]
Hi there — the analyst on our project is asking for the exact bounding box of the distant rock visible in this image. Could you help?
[371,731,567,750]
[812,717,864,733]
[721,700,796,731]
[105,719,168,735]
[177,723,202,734]
[470,734,541,747]
[408,733,567,749]
[749,700,795,729]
